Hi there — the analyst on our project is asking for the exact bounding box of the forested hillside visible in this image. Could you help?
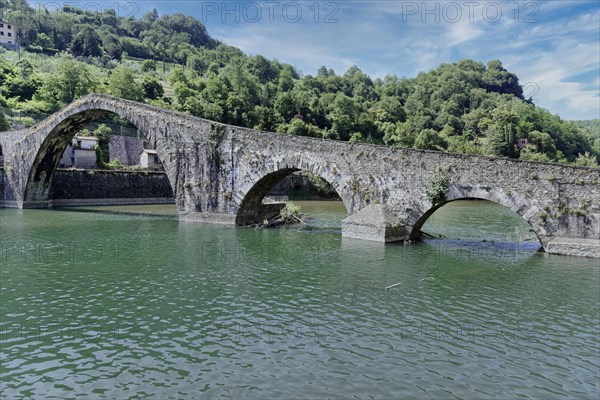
[0,0,598,166]
[572,120,600,139]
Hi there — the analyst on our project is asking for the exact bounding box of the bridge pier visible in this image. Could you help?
[545,238,600,258]
[341,204,408,242]
[178,203,286,226]
[178,211,237,225]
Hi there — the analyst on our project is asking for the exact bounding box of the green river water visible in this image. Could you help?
[0,200,598,399]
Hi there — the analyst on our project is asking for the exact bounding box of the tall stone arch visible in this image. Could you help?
[7,95,188,208]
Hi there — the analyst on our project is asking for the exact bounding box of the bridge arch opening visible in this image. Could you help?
[24,109,175,208]
[409,197,544,252]
[235,167,349,226]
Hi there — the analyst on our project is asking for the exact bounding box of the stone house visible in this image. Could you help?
[140,149,164,172]
[517,138,529,149]
[59,135,99,168]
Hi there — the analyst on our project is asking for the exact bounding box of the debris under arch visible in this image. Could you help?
[252,201,307,228]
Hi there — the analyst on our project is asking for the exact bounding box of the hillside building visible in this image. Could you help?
[0,21,16,47]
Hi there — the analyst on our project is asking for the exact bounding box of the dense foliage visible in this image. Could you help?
[572,120,600,144]
[0,106,8,131]
[0,0,216,60]
[0,0,597,165]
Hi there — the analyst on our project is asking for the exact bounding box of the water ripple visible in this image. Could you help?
[1,203,598,399]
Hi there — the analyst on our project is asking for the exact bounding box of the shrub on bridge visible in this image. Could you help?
[426,165,451,207]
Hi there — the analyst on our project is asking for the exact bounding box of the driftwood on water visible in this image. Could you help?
[252,213,308,228]
[251,201,308,228]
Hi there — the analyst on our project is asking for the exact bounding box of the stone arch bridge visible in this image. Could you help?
[1,95,598,257]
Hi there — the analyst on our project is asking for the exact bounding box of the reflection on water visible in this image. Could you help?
[422,199,540,244]
[0,201,598,399]
[55,203,179,217]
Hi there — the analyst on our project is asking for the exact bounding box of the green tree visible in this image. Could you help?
[16,59,34,79]
[384,121,416,148]
[254,105,278,132]
[143,76,164,99]
[35,33,54,49]
[93,123,112,141]
[327,93,358,140]
[120,37,154,59]
[37,56,96,104]
[447,134,484,155]
[0,58,16,87]
[106,66,144,101]
[187,56,207,74]
[285,118,309,136]
[527,130,557,160]
[489,105,519,157]
[3,72,41,101]
[519,145,552,162]
[278,68,295,92]
[184,96,224,121]
[158,13,215,48]
[93,123,112,164]
[317,66,329,78]
[51,15,74,51]
[488,130,512,157]
[143,8,160,24]
[0,108,10,131]
[246,55,278,83]
[71,26,102,57]
[414,129,447,151]
[101,9,118,27]
[483,60,523,98]
[141,60,157,72]
[101,33,123,60]
[574,152,599,167]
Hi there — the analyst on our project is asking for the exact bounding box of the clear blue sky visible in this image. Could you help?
[32,1,600,120]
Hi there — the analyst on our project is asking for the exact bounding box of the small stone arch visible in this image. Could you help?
[234,157,351,225]
[408,184,547,249]
[22,96,178,206]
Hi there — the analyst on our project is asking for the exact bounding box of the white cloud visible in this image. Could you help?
[212,23,359,74]
[500,14,600,118]
[445,21,483,47]
[514,10,600,47]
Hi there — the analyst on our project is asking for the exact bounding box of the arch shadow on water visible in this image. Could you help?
[409,198,544,259]
[408,184,547,250]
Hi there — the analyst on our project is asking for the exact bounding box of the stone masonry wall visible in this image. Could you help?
[49,169,173,199]
[215,125,600,242]
[109,136,145,165]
